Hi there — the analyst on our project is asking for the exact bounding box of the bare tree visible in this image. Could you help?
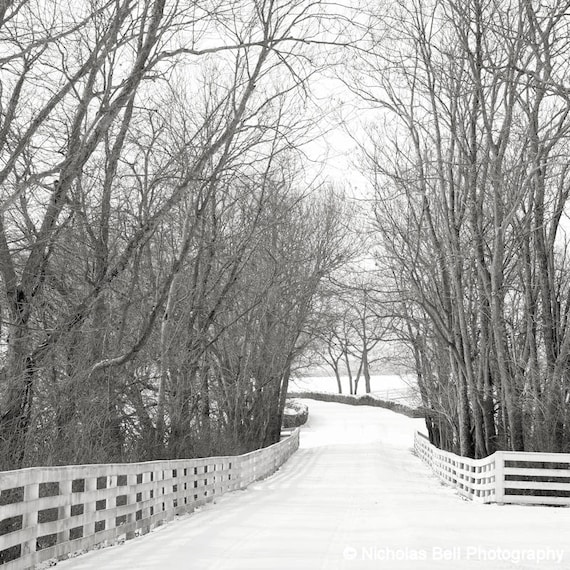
[0,0,351,468]
[350,0,570,456]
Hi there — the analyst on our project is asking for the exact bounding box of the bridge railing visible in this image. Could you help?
[0,429,299,569]
[414,431,570,506]
[414,431,496,503]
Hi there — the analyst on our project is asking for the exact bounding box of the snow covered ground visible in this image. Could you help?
[57,401,570,569]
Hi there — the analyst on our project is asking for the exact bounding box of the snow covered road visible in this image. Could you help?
[57,400,570,569]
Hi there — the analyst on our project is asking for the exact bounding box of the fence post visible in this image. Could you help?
[494,452,504,504]
[22,475,39,564]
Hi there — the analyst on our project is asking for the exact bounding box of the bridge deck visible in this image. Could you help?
[56,400,570,569]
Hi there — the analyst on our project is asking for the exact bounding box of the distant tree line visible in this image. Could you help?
[310,262,392,395]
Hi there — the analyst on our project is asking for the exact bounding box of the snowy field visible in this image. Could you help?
[57,400,570,569]
[289,374,421,407]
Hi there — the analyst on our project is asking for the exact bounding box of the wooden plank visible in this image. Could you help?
[503,467,570,479]
[501,494,570,506]
[503,480,570,491]
[1,501,30,519]
[501,451,570,463]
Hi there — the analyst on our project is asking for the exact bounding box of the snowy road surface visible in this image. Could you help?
[57,400,570,569]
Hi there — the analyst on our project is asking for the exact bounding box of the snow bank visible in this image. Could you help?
[289,390,423,418]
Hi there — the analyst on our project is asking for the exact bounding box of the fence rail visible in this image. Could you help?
[0,429,299,569]
[414,431,570,506]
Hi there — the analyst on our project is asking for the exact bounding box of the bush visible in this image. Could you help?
[282,399,309,428]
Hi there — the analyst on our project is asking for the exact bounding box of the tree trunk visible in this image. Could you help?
[362,347,371,393]
[344,350,353,395]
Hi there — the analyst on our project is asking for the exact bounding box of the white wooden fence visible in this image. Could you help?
[414,431,570,506]
[0,429,299,569]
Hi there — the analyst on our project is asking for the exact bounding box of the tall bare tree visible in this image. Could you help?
[0,0,349,468]
[351,0,570,456]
